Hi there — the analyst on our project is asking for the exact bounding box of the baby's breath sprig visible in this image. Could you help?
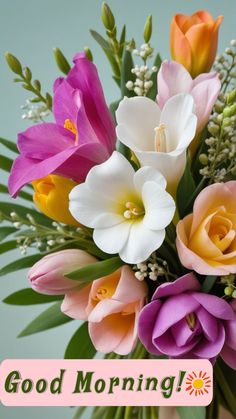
[5,52,52,111]
[133,252,177,282]
[199,88,236,183]
[214,40,236,93]
[125,16,157,97]
[21,99,50,122]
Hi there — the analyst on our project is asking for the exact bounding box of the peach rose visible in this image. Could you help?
[170,10,223,77]
[176,182,236,275]
[61,266,148,355]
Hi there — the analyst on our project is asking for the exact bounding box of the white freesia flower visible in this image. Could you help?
[116,93,197,194]
[69,151,175,264]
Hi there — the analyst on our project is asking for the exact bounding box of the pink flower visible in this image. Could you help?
[28,249,97,295]
[176,181,236,275]
[9,53,116,197]
[157,60,221,134]
[61,266,148,355]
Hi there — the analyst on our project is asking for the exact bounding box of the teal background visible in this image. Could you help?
[0,0,235,418]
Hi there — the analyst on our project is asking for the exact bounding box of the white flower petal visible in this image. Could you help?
[69,183,123,228]
[135,149,187,195]
[116,97,161,151]
[86,151,135,203]
[133,166,167,194]
[119,221,165,264]
[160,93,197,152]
[142,182,175,230]
[93,221,131,254]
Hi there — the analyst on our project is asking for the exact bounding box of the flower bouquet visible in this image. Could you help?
[1,3,236,418]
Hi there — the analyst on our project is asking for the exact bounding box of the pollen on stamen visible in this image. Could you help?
[64,119,79,144]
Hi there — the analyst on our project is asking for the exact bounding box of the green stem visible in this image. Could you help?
[150,406,159,419]
[214,362,236,416]
[124,406,133,419]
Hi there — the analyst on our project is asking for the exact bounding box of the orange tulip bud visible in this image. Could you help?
[170,10,223,78]
[32,174,79,226]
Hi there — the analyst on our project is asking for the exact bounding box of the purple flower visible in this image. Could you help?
[138,273,236,367]
[9,53,116,197]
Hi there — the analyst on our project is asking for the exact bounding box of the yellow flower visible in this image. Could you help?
[32,175,79,226]
[170,10,223,78]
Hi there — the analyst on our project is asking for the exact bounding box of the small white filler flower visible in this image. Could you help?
[69,151,175,264]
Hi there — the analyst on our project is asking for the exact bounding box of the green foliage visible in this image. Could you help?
[18,302,73,337]
[64,322,96,359]
[0,137,18,154]
[3,288,63,305]
[143,15,152,43]
[0,226,17,241]
[0,240,17,254]
[0,253,43,277]
[5,52,52,110]
[147,53,162,100]
[120,50,135,98]
[0,201,52,227]
[177,407,206,419]
[176,155,197,218]
[66,256,124,281]
[201,276,217,293]
[0,184,32,201]
[53,48,71,75]
[0,155,13,172]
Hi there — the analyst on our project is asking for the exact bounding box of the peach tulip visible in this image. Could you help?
[176,182,236,275]
[62,266,148,355]
[170,10,223,78]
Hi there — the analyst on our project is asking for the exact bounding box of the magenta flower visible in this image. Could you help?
[138,273,236,367]
[9,53,116,197]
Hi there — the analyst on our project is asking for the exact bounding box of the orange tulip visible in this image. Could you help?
[170,10,223,78]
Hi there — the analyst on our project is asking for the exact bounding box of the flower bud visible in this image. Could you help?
[227,88,236,105]
[28,249,97,295]
[101,2,115,31]
[84,47,93,62]
[32,174,79,226]
[223,104,236,118]
[199,154,208,165]
[143,15,152,43]
[5,52,22,75]
[53,48,71,75]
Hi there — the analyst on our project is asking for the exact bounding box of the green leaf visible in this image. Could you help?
[120,50,135,98]
[214,362,236,417]
[0,226,16,241]
[73,407,87,419]
[201,276,217,293]
[64,322,96,359]
[0,184,32,201]
[109,99,121,121]
[0,201,52,227]
[147,53,162,100]
[0,240,17,254]
[176,155,196,218]
[67,256,124,281]
[0,137,18,153]
[18,302,73,337]
[0,155,13,172]
[0,253,43,277]
[90,30,120,79]
[176,407,206,419]
[3,288,63,305]
[119,25,126,58]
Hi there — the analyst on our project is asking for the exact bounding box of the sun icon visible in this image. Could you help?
[185,371,211,396]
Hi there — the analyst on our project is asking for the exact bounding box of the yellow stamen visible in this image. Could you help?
[64,119,79,145]
[154,123,167,152]
[186,313,196,330]
[123,201,145,219]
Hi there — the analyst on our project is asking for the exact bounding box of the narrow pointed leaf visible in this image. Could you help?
[0,155,13,172]
[0,184,32,201]
[0,253,43,277]
[120,50,135,97]
[18,302,73,337]
[3,288,63,305]
[147,53,162,100]
[176,407,206,419]
[0,137,18,153]
[0,201,52,226]
[64,322,96,359]
[0,226,17,241]
[0,240,17,254]
[66,256,124,281]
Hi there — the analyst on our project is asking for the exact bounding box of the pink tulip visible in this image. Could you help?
[28,249,97,295]
[62,266,148,355]
[157,60,221,134]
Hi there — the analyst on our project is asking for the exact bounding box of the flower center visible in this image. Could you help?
[154,123,167,152]
[208,215,235,253]
[186,312,196,330]
[123,201,145,220]
[64,119,79,145]
[92,275,119,303]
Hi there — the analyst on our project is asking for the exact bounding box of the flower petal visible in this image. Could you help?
[116,96,161,151]
[193,324,225,358]
[142,181,175,230]
[119,220,165,264]
[133,166,167,192]
[61,285,92,320]
[192,293,235,321]
[138,300,163,355]
[93,221,131,254]
[152,273,200,300]
[160,93,197,152]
